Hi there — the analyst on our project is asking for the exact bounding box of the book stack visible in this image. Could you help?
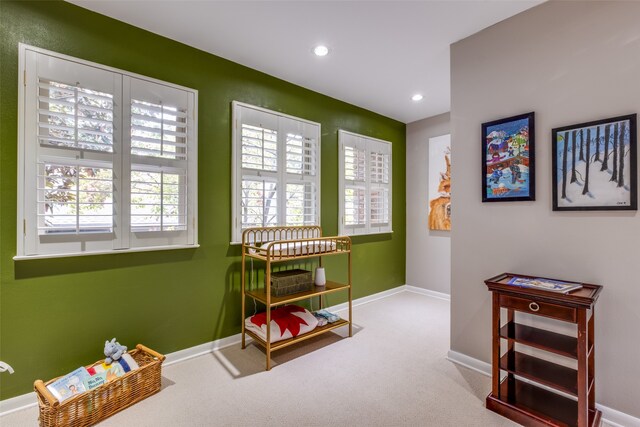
[46,353,139,402]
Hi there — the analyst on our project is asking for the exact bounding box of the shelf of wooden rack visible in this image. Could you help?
[246,318,350,352]
[246,280,350,307]
[485,272,603,427]
[240,226,352,370]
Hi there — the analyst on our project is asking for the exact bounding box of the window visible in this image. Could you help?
[231,102,320,242]
[338,130,392,236]
[17,45,198,258]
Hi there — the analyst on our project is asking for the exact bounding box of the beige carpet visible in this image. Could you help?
[3,291,520,427]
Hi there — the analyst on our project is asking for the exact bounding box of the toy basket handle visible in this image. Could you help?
[136,344,166,362]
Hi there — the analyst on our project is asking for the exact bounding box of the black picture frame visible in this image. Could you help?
[552,114,637,211]
[482,112,535,202]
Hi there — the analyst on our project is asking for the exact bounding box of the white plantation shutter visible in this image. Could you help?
[38,161,114,233]
[286,182,317,226]
[130,99,188,160]
[17,45,198,258]
[343,144,367,228]
[242,179,279,228]
[339,130,392,236]
[344,187,366,227]
[237,108,279,231]
[370,188,389,225]
[37,80,115,152]
[232,102,320,242]
[126,77,196,248]
[368,141,391,233]
[344,145,366,182]
[285,132,317,175]
[242,124,278,172]
[282,117,318,226]
[21,50,122,256]
[130,169,187,232]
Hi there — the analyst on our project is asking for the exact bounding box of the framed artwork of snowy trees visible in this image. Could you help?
[552,114,637,211]
[482,112,535,202]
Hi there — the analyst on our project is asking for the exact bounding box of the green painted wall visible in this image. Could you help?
[0,1,405,399]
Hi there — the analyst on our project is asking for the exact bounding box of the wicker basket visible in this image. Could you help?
[271,269,313,297]
[34,344,165,427]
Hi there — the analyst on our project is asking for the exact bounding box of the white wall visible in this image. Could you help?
[406,113,451,294]
[450,1,640,418]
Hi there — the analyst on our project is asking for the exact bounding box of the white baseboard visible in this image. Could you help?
[0,392,37,417]
[599,405,640,427]
[446,350,491,376]
[405,285,451,301]
[164,333,243,366]
[447,350,640,427]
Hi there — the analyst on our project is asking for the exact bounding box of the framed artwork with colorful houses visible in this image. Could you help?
[482,112,535,202]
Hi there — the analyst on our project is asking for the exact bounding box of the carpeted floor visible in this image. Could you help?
[3,291,521,426]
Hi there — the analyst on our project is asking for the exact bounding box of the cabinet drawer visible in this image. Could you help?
[500,294,576,322]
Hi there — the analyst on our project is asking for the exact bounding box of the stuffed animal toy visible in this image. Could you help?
[104,338,127,365]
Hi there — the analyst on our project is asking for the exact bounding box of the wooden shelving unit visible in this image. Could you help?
[241,226,352,370]
[485,273,603,427]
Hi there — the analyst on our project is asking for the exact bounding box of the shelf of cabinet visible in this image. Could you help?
[246,281,350,307]
[500,322,579,359]
[500,351,577,396]
[487,378,601,427]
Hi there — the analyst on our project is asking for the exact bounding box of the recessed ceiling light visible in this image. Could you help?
[411,94,424,102]
[313,45,329,57]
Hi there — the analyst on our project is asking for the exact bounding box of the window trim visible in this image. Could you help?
[231,101,321,244]
[338,129,393,236]
[15,43,199,260]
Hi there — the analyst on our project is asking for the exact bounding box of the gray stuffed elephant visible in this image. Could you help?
[104,338,127,364]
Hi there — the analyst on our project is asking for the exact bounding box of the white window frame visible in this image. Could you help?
[338,130,393,236]
[231,101,321,243]
[15,44,198,259]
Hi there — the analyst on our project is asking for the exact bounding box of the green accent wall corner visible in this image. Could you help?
[0,1,406,399]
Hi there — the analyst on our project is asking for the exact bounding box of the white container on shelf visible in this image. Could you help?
[314,267,326,287]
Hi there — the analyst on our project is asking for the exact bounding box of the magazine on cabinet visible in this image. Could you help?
[507,276,582,294]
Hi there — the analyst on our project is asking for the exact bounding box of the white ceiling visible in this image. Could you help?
[69,0,542,123]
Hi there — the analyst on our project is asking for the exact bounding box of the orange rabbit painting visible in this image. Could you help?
[428,135,451,231]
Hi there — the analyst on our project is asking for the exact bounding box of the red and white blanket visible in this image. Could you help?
[245,305,318,343]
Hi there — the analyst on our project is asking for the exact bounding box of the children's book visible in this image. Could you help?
[83,372,108,390]
[507,276,582,294]
[46,367,91,402]
[90,362,126,382]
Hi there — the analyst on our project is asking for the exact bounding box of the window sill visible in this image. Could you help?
[13,244,200,261]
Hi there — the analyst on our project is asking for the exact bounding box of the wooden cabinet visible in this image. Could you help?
[485,273,603,427]
[241,226,352,371]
